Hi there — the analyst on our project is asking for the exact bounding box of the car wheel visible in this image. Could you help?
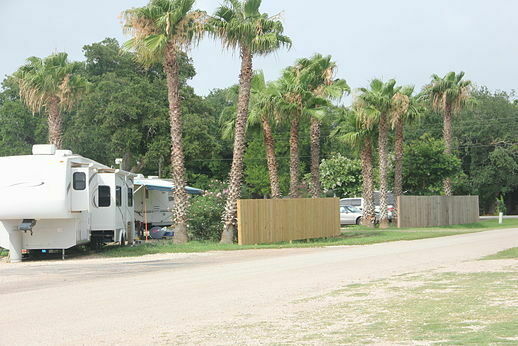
[356,217,361,225]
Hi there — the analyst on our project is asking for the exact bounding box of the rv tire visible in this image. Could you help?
[89,237,103,251]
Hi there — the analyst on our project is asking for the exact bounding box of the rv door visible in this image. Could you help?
[71,167,89,211]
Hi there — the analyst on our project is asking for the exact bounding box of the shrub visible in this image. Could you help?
[187,180,227,241]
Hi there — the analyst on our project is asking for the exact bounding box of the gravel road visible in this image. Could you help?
[0,228,517,345]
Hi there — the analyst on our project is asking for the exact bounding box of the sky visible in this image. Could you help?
[1,0,517,98]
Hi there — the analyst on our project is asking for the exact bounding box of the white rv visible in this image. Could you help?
[0,145,135,262]
[133,176,203,236]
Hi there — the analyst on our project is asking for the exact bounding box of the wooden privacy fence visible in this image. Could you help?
[237,198,340,245]
[397,195,479,228]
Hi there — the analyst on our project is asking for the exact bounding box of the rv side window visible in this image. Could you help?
[116,186,122,207]
[98,186,111,207]
[128,188,133,207]
[73,172,86,190]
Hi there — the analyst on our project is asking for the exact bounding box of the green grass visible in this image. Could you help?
[483,247,518,260]
[101,218,517,258]
[353,217,518,231]
[102,229,475,257]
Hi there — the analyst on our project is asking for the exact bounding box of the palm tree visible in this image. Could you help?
[297,54,349,197]
[390,87,421,220]
[249,71,282,198]
[209,0,291,243]
[276,66,304,198]
[219,72,282,199]
[426,72,472,195]
[123,0,207,243]
[332,109,376,227]
[15,53,87,148]
[356,79,400,228]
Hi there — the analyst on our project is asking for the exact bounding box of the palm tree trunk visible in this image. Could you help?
[47,97,62,149]
[164,47,189,244]
[378,112,390,229]
[220,47,253,244]
[289,115,300,198]
[360,138,375,227]
[393,117,404,223]
[309,117,321,198]
[443,106,453,196]
[261,116,281,199]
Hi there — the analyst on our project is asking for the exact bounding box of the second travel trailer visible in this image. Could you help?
[133,176,203,237]
[0,145,135,262]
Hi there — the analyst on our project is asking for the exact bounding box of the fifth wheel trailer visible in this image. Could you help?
[0,144,135,262]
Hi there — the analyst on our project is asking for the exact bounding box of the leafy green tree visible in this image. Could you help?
[15,53,88,148]
[425,71,472,195]
[320,154,362,198]
[471,146,518,213]
[243,136,271,197]
[402,135,461,195]
[0,77,47,156]
[123,0,207,243]
[209,0,291,243]
[406,87,518,213]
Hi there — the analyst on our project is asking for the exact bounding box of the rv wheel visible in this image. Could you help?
[90,237,103,251]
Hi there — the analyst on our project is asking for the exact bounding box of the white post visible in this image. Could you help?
[499,212,503,224]
[8,229,23,263]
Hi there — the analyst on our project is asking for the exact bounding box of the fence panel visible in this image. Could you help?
[397,195,479,228]
[237,198,340,245]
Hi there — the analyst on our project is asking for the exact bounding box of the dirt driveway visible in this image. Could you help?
[0,228,517,345]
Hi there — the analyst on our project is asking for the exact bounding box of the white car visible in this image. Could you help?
[340,198,364,211]
[340,205,363,225]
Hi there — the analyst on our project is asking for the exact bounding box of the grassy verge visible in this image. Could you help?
[101,230,474,257]
[184,269,518,344]
[101,219,517,258]
[352,217,518,231]
[482,247,518,260]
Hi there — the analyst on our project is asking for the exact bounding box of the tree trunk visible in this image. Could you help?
[443,106,453,196]
[220,47,253,244]
[121,152,132,171]
[378,112,390,229]
[360,138,375,227]
[393,117,404,223]
[309,117,321,198]
[164,47,189,244]
[47,97,62,149]
[289,115,300,198]
[261,116,281,199]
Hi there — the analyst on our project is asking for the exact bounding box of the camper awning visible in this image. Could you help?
[134,178,203,195]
